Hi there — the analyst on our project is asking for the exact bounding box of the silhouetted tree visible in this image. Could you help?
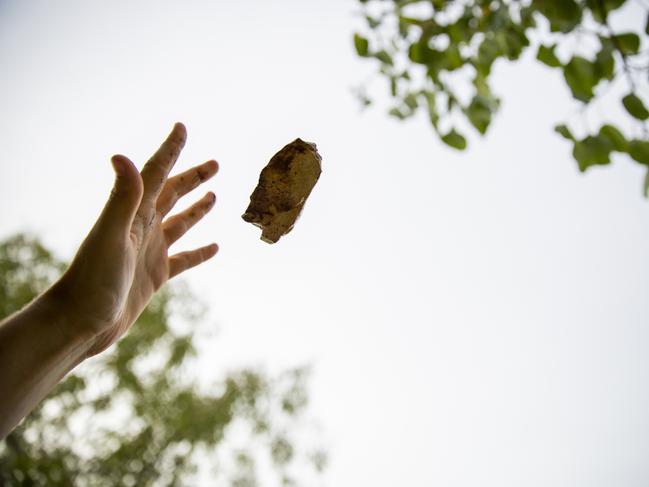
[0,234,325,486]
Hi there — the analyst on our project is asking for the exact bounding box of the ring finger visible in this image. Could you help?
[162,191,216,246]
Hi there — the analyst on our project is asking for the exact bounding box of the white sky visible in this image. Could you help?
[2,0,649,486]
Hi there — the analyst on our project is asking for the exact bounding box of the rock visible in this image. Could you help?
[242,138,322,244]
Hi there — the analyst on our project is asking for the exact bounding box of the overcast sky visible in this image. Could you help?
[2,0,649,486]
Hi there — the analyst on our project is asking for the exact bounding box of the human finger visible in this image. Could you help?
[157,160,218,217]
[140,122,187,203]
[163,192,216,246]
[95,155,144,238]
[168,243,218,279]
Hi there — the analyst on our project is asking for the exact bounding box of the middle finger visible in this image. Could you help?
[157,159,219,217]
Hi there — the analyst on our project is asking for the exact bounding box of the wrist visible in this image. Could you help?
[0,279,96,437]
[40,280,97,355]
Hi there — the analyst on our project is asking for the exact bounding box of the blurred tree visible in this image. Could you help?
[0,234,325,486]
[353,0,649,192]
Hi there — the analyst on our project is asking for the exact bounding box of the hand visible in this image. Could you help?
[51,123,218,355]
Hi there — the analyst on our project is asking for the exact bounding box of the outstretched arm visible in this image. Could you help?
[0,123,219,438]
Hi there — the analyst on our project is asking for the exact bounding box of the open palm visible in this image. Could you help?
[54,123,218,355]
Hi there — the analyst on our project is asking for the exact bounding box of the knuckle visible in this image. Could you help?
[181,220,190,235]
[188,170,202,190]
[197,167,209,182]
[171,132,186,147]
[161,188,179,215]
[109,186,123,199]
[168,146,180,159]
[109,179,131,199]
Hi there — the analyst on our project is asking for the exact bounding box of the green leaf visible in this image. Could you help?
[445,44,464,71]
[615,33,640,55]
[441,129,467,150]
[365,15,381,29]
[475,37,502,76]
[409,42,446,73]
[398,15,423,28]
[502,25,530,60]
[594,37,615,81]
[628,140,649,165]
[448,18,469,44]
[424,91,439,128]
[447,94,456,111]
[622,93,649,120]
[520,5,538,29]
[599,124,627,152]
[404,93,418,110]
[374,49,393,65]
[573,135,614,171]
[390,77,398,97]
[555,124,575,141]
[603,0,626,11]
[532,0,582,33]
[354,34,369,57]
[388,107,407,120]
[537,44,562,68]
[465,96,496,135]
[646,13,649,35]
[168,336,194,367]
[473,73,491,98]
[563,56,597,102]
[643,167,649,197]
[587,0,626,22]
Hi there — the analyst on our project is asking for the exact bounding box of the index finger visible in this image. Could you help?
[140,122,187,202]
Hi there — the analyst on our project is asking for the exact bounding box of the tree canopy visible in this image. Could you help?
[353,0,649,191]
[0,234,325,486]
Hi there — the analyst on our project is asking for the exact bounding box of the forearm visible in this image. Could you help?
[0,287,93,438]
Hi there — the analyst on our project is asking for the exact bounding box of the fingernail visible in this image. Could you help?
[111,156,125,176]
[172,123,187,147]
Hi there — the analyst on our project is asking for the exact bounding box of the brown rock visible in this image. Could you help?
[242,138,322,244]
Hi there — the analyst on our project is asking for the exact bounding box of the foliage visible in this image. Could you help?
[0,234,325,486]
[353,0,649,191]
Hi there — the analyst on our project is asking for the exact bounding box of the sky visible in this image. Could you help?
[1,0,649,486]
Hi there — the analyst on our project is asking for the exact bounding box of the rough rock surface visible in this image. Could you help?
[242,138,322,244]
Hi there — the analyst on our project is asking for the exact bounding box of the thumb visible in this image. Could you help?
[99,155,144,234]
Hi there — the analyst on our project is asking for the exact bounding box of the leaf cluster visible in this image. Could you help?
[354,0,649,191]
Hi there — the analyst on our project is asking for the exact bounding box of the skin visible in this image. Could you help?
[0,123,218,438]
